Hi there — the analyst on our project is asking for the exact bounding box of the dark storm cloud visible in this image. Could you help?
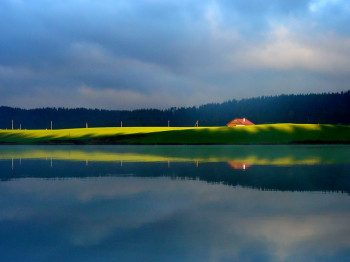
[0,0,350,109]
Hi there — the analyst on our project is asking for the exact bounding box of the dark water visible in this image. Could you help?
[0,145,349,262]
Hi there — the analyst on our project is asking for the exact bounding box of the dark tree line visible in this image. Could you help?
[1,90,349,129]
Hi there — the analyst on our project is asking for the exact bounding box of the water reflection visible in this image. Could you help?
[0,145,349,165]
[0,145,350,261]
[227,161,252,170]
[1,145,349,193]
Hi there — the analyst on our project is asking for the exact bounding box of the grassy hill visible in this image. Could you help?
[0,124,349,145]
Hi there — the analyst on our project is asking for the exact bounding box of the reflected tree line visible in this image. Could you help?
[0,91,349,129]
[1,160,349,194]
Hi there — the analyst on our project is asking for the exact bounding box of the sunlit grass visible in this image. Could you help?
[0,124,349,144]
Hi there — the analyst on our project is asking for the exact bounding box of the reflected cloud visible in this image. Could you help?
[0,177,349,261]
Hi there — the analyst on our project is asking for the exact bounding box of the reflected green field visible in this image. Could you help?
[1,145,349,166]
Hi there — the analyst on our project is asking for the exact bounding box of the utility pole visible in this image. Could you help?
[12,120,13,130]
[51,121,53,130]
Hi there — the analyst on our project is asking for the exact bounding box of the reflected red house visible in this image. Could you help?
[227,118,254,127]
[227,161,252,170]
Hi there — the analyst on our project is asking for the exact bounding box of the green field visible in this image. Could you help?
[0,124,349,145]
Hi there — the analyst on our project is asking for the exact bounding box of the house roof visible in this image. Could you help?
[227,118,254,126]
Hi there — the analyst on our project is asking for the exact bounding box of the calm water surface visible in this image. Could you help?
[0,145,349,262]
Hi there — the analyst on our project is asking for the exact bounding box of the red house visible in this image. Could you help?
[227,118,254,127]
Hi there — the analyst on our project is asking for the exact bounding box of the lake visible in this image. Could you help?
[0,145,350,261]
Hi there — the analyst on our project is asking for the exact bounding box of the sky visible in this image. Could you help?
[0,0,350,109]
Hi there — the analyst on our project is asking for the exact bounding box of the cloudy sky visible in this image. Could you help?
[0,0,349,109]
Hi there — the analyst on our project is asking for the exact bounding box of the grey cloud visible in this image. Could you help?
[0,0,349,109]
[219,0,311,14]
[310,1,350,35]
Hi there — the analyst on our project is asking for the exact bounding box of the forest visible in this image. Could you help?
[0,91,349,129]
